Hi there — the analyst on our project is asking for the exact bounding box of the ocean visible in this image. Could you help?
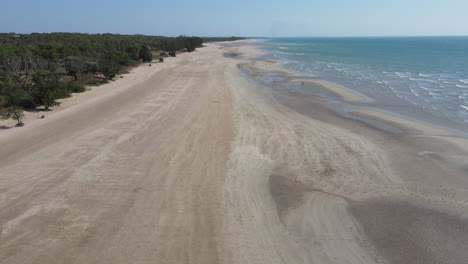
[256,37,468,133]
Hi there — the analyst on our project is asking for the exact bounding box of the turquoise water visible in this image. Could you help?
[258,37,468,132]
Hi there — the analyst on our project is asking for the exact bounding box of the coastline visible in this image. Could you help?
[257,37,468,135]
[1,39,468,264]
[234,40,468,264]
[249,39,468,180]
[249,39,468,151]
[292,79,367,102]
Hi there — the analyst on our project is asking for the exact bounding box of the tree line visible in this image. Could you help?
[0,33,207,126]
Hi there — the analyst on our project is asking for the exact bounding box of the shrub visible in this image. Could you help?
[32,70,61,110]
[98,59,120,79]
[2,85,35,109]
[64,82,86,93]
[53,87,71,99]
[139,45,153,62]
[85,61,99,74]
[0,106,25,126]
[63,56,84,80]
[103,50,134,66]
[126,44,141,61]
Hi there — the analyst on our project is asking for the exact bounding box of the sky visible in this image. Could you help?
[1,0,467,37]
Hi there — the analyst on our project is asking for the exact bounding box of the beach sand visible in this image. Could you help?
[1,40,468,264]
[293,79,367,102]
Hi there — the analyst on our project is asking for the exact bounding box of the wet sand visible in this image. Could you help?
[292,79,367,102]
[238,47,468,264]
[349,197,468,264]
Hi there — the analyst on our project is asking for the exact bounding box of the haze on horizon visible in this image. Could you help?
[1,0,467,37]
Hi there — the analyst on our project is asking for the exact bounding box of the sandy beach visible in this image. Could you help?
[1,40,468,264]
[292,79,367,102]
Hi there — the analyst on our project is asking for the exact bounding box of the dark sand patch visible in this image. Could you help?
[269,175,310,216]
[269,175,351,218]
[223,51,241,58]
[348,197,468,264]
[460,163,468,172]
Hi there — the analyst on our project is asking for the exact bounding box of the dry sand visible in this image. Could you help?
[1,40,468,264]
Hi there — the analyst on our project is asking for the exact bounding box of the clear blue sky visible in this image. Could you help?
[1,0,467,37]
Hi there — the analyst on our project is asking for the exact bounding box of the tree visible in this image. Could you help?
[161,39,176,53]
[98,59,120,80]
[0,106,24,126]
[183,37,197,52]
[0,33,211,113]
[35,43,61,71]
[139,45,152,62]
[1,81,34,108]
[85,61,99,74]
[32,70,61,110]
[0,33,213,119]
[0,52,45,93]
[63,56,84,81]
[103,50,133,66]
[126,44,141,61]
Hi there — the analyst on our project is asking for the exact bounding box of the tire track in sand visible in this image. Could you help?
[223,58,401,264]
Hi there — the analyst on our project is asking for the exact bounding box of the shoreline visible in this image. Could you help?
[1,39,468,264]
[247,40,468,176]
[239,55,468,180]
[249,39,468,141]
[232,40,468,264]
[254,40,468,137]
[292,79,368,102]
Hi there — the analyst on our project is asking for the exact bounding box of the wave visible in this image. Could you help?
[261,40,468,129]
[419,73,437,77]
[272,50,305,56]
[394,72,412,78]
[409,78,429,81]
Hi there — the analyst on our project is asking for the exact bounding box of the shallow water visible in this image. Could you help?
[256,37,468,133]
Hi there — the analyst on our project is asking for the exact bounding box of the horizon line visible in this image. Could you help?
[262,35,468,38]
[1,32,467,38]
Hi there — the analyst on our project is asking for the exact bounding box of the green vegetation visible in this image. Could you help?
[0,33,205,125]
[0,106,24,126]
